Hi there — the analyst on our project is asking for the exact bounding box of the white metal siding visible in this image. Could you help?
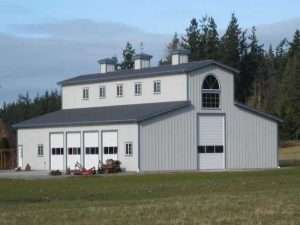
[17,124,139,171]
[140,106,197,171]
[62,74,187,109]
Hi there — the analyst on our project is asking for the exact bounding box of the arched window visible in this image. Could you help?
[202,75,220,108]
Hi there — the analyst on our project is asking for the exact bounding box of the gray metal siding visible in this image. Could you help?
[139,66,278,171]
[140,106,197,171]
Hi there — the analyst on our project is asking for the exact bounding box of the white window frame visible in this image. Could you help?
[153,80,161,94]
[125,142,133,156]
[116,84,123,97]
[201,75,221,109]
[82,87,89,100]
[37,144,44,157]
[134,82,142,96]
[99,86,106,98]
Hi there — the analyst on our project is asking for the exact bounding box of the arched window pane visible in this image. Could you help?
[202,75,220,108]
[202,75,220,90]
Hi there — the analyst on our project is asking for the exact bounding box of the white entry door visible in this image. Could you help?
[102,131,118,163]
[18,145,23,168]
[84,132,99,169]
[50,133,64,170]
[198,115,225,170]
[66,132,81,170]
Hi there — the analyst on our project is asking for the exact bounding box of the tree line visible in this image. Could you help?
[1,14,299,140]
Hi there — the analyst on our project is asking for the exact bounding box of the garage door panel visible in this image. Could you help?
[199,116,224,145]
[50,133,64,171]
[67,132,81,170]
[198,115,225,170]
[84,132,99,169]
[102,131,118,162]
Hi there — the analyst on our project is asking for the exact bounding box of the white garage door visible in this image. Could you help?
[198,115,225,170]
[50,133,64,170]
[67,132,81,170]
[84,132,99,169]
[102,131,118,163]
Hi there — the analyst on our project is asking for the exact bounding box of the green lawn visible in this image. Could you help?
[0,168,300,225]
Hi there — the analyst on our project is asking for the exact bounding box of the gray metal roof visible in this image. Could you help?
[171,48,191,55]
[132,53,153,60]
[235,102,283,123]
[97,58,117,65]
[13,101,191,129]
[58,60,239,86]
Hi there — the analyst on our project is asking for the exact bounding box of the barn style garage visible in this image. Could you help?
[14,49,282,172]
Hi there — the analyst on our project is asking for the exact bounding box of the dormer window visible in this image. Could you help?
[202,75,220,109]
[82,87,89,100]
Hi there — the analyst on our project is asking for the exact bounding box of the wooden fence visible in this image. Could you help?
[0,149,17,169]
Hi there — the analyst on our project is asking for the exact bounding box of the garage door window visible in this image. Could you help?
[198,145,223,153]
[68,147,81,155]
[86,147,99,154]
[104,147,117,154]
[202,75,220,109]
[52,148,64,155]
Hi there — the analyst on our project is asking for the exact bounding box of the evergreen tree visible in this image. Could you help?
[120,42,135,69]
[220,13,241,69]
[204,16,220,60]
[159,33,180,65]
[278,30,300,139]
[182,18,201,61]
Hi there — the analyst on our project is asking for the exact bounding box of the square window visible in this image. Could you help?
[206,146,215,153]
[113,147,118,154]
[153,80,161,94]
[104,147,109,154]
[202,92,220,108]
[99,86,106,98]
[109,147,114,154]
[215,145,224,153]
[197,146,205,153]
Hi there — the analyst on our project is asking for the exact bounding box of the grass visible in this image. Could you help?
[280,142,300,166]
[0,168,300,225]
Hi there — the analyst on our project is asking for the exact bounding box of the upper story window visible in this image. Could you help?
[153,80,161,94]
[202,75,220,109]
[116,84,123,97]
[134,82,142,96]
[99,86,106,98]
[82,87,89,100]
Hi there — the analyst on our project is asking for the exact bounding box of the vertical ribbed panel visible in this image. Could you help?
[139,66,278,171]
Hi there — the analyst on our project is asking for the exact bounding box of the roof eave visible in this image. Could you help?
[234,102,283,123]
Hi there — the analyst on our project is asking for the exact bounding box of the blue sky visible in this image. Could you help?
[0,0,300,104]
[1,0,300,35]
